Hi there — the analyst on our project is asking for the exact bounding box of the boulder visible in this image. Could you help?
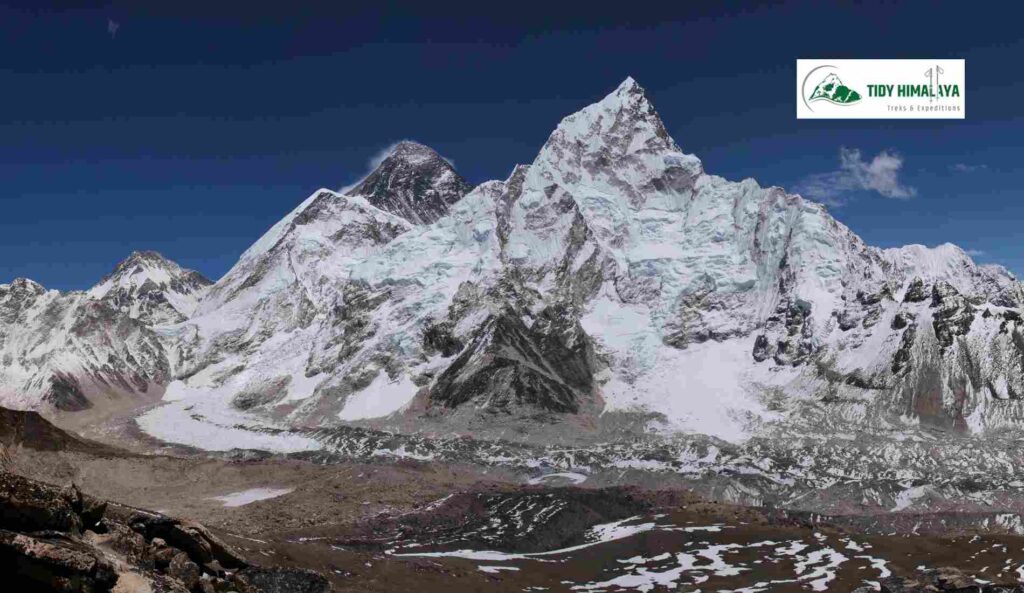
[86,522,148,567]
[167,551,202,591]
[0,471,82,533]
[62,483,108,531]
[0,528,118,592]
[150,537,177,570]
[129,512,247,569]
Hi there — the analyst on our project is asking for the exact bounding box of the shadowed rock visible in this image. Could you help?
[346,141,472,225]
[0,529,118,593]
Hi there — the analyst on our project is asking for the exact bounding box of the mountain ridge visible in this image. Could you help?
[4,78,1024,450]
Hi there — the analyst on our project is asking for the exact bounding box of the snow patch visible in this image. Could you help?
[338,371,419,421]
[210,488,294,507]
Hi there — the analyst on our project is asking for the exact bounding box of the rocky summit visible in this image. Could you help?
[88,250,212,325]
[345,140,473,225]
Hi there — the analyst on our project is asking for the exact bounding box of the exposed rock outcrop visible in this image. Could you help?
[345,141,473,225]
[0,469,331,593]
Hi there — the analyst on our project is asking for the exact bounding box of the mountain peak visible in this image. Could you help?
[90,251,212,324]
[388,140,443,163]
[346,141,473,225]
[601,76,652,110]
[118,250,173,270]
[614,75,641,94]
[100,250,209,287]
[528,77,695,193]
[1,277,46,298]
[129,249,162,259]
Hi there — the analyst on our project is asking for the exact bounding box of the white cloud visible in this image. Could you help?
[796,147,916,206]
[950,163,988,173]
[965,248,985,257]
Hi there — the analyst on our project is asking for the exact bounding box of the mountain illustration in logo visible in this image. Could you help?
[808,73,862,105]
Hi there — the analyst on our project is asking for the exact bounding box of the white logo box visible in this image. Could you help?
[797,59,965,120]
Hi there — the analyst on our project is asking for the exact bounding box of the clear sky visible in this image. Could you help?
[3,1,1023,290]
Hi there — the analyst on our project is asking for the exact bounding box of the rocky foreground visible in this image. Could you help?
[0,470,329,593]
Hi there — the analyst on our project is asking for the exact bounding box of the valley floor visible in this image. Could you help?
[4,406,1024,592]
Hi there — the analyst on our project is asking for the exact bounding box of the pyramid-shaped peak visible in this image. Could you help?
[346,141,473,225]
[388,140,443,161]
[111,250,183,276]
[96,250,211,293]
[125,250,171,264]
[557,77,672,143]
[600,76,652,108]
[615,75,641,93]
[534,76,687,168]
[90,250,211,324]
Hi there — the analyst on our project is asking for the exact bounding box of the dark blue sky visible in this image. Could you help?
[3,1,1023,290]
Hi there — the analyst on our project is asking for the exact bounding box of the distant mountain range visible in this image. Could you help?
[3,78,1023,448]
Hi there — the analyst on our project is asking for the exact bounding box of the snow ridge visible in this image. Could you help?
[5,78,1024,449]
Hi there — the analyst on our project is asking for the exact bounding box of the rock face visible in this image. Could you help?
[0,279,169,411]
[0,468,330,593]
[0,250,210,412]
[429,312,596,413]
[345,141,473,225]
[88,251,212,325]
[0,472,85,533]
[0,529,119,593]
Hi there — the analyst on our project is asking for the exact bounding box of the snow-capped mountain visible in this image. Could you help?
[89,250,212,325]
[345,141,473,225]
[146,77,1024,445]
[0,278,168,411]
[5,78,1024,448]
[0,251,209,411]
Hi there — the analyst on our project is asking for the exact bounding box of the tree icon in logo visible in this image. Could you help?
[808,73,862,105]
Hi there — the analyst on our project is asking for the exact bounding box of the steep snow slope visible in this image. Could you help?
[89,250,212,325]
[0,279,168,411]
[148,77,1024,446]
[161,141,484,424]
[163,180,501,424]
[496,78,1024,438]
[170,190,413,411]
